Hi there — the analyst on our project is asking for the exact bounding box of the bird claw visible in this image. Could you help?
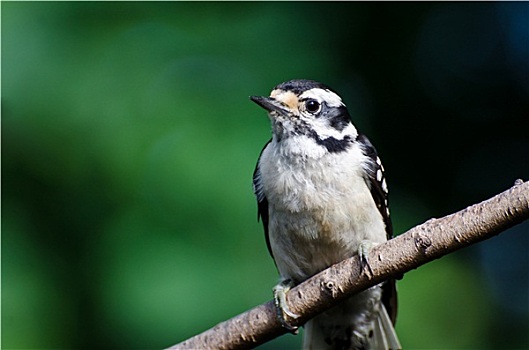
[273,279,300,333]
[358,240,377,277]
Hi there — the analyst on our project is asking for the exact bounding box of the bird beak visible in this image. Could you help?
[250,96,290,116]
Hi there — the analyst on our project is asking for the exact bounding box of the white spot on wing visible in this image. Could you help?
[376,169,383,182]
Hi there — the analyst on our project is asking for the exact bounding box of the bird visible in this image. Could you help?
[250,79,401,350]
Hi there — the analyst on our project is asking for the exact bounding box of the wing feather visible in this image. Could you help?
[357,133,398,324]
[253,140,273,260]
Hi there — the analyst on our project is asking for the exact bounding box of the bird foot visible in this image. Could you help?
[273,279,300,333]
[358,240,378,277]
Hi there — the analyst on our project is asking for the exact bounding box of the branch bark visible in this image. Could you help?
[167,180,529,350]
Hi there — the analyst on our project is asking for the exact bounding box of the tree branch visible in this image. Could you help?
[167,180,529,350]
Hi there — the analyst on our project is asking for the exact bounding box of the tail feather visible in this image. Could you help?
[302,303,401,350]
[371,305,401,350]
[303,318,329,350]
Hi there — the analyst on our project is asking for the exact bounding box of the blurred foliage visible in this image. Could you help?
[2,2,528,349]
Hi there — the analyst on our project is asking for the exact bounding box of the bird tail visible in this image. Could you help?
[302,303,401,350]
[370,304,401,350]
[302,316,328,350]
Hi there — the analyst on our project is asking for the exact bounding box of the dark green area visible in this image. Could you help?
[2,2,528,349]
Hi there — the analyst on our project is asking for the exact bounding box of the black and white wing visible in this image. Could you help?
[253,140,273,260]
[357,133,398,324]
[357,133,393,239]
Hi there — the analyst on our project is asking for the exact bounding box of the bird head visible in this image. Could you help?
[251,79,357,152]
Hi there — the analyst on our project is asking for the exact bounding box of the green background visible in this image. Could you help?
[3,2,528,349]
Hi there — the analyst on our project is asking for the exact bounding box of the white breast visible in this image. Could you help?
[259,137,387,282]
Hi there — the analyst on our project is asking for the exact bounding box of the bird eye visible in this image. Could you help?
[305,100,321,114]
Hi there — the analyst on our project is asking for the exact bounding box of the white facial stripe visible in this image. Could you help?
[310,120,357,141]
[299,88,344,107]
